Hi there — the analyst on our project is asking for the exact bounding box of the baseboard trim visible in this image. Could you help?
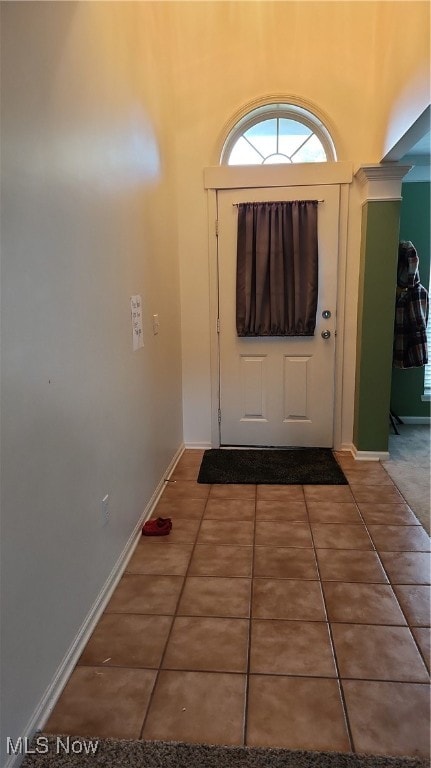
[351,445,389,461]
[184,442,212,449]
[338,443,355,455]
[5,443,185,768]
[398,416,430,425]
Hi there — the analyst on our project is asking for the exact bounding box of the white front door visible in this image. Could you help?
[217,185,340,447]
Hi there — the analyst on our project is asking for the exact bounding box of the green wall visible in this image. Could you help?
[354,200,401,451]
[390,182,430,418]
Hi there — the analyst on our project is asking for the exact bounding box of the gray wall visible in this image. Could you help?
[0,4,183,761]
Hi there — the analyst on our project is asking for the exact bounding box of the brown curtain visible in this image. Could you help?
[236,200,319,336]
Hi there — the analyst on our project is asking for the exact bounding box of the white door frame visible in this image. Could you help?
[204,162,353,449]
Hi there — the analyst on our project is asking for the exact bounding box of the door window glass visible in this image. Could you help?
[221,103,336,166]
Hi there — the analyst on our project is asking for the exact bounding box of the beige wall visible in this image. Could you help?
[1,3,182,759]
[171,0,430,445]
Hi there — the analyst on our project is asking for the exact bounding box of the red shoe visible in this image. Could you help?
[142,517,172,536]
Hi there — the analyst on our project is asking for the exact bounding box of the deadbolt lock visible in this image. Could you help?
[322,310,331,319]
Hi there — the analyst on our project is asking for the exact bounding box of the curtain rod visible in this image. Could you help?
[232,200,324,206]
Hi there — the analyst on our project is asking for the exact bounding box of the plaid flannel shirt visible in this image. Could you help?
[393,241,429,369]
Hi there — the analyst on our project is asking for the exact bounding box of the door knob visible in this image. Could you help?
[321,330,331,339]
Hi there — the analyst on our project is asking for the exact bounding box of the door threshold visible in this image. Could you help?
[220,444,328,450]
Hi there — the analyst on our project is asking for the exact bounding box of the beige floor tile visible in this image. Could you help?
[204,498,255,521]
[162,481,210,501]
[341,461,387,474]
[177,576,251,617]
[253,547,318,580]
[343,680,430,757]
[333,453,359,468]
[256,500,307,522]
[358,503,420,526]
[411,627,431,671]
[142,670,246,745]
[252,579,325,621]
[323,582,407,625]
[176,449,205,466]
[197,519,254,546]
[78,614,172,669]
[303,485,354,503]
[126,544,193,576]
[367,525,431,552]
[250,619,336,677]
[393,585,431,626]
[246,676,350,751]
[350,485,404,504]
[316,549,388,583]
[311,523,373,550]
[257,485,304,502]
[44,667,156,739]
[105,574,183,615]
[189,545,253,577]
[332,623,429,682]
[140,518,200,545]
[209,484,256,500]
[255,520,312,548]
[307,502,362,524]
[341,468,394,485]
[170,464,200,481]
[46,476,430,759]
[379,551,431,585]
[154,497,206,520]
[162,616,249,672]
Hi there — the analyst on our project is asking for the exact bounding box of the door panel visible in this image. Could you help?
[217,185,340,447]
[284,355,311,421]
[241,355,267,420]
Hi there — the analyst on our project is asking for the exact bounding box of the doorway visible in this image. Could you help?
[204,161,352,450]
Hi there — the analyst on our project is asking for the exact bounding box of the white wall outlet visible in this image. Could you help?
[152,314,160,335]
[101,494,109,524]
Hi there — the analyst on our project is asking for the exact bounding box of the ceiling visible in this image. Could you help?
[389,107,431,182]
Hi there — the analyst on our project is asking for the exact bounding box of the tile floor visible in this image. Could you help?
[45,450,431,759]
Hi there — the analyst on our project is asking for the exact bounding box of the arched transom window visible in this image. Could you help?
[221,103,336,166]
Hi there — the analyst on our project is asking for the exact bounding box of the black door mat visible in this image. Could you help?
[22,737,428,768]
[197,448,348,485]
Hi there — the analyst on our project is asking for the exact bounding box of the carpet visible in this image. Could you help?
[21,738,428,768]
[383,425,430,534]
[197,448,348,485]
